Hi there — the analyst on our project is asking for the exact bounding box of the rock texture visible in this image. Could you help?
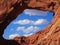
[0,0,60,45]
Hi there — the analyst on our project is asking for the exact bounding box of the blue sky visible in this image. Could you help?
[3,9,53,39]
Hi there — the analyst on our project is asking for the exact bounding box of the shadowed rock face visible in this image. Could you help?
[0,0,60,45]
[12,36,30,45]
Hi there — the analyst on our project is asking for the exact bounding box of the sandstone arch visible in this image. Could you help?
[0,0,60,45]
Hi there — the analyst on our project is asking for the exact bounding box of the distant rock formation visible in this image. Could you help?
[0,0,60,45]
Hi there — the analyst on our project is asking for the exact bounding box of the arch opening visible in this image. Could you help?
[3,9,54,39]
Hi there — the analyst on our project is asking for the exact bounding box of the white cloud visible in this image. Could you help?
[23,26,40,33]
[34,19,49,25]
[13,19,33,25]
[17,26,25,31]
[9,34,20,39]
[13,19,49,25]
[16,26,40,34]
[24,9,48,16]
[23,33,33,37]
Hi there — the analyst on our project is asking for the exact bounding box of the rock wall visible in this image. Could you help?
[0,0,60,45]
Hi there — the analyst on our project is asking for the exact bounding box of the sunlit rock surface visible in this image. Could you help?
[0,0,60,45]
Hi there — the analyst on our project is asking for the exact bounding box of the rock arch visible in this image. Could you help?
[0,0,60,45]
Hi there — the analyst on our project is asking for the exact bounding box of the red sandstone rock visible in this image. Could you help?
[0,0,60,45]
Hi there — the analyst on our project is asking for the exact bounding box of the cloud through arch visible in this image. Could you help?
[24,9,49,16]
